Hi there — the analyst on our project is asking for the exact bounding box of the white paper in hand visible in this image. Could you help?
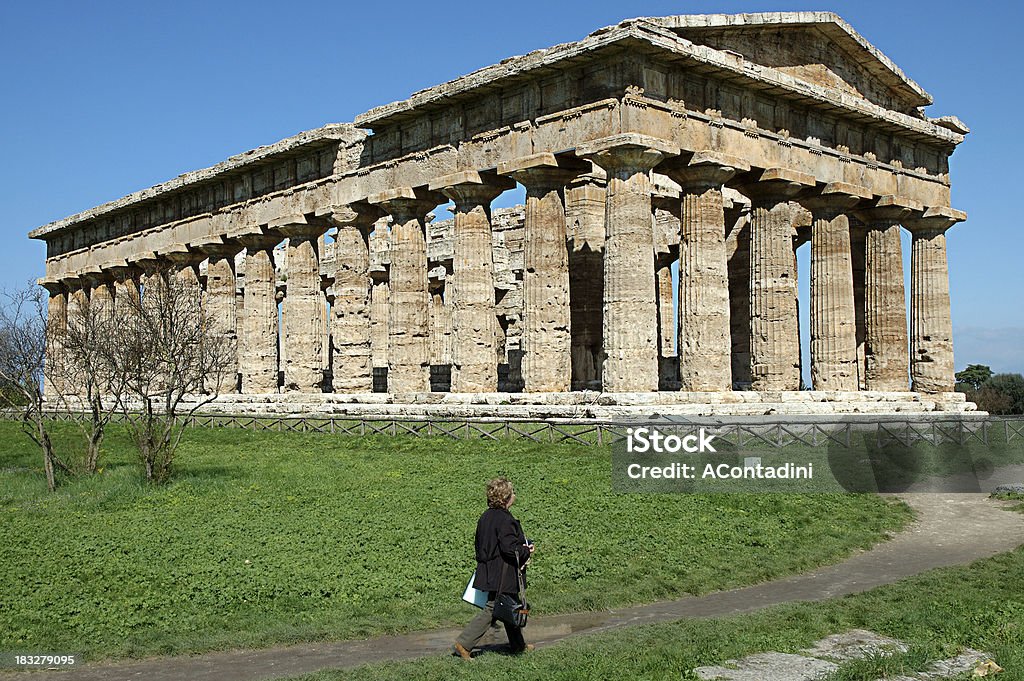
[462,570,488,608]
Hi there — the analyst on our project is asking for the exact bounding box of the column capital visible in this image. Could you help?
[798,182,873,214]
[497,152,586,190]
[575,133,680,173]
[275,221,330,241]
[429,170,515,209]
[902,206,967,234]
[316,202,383,230]
[37,277,66,295]
[854,195,924,227]
[194,238,243,260]
[663,150,751,191]
[367,186,444,222]
[157,244,204,267]
[736,167,816,203]
[236,232,283,251]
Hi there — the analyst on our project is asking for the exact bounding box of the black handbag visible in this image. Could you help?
[492,550,529,628]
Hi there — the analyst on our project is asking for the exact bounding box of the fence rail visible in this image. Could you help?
[6,409,1023,449]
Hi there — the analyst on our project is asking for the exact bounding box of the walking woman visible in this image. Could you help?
[453,477,535,659]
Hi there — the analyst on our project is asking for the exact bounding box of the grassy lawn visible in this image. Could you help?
[286,544,1024,681]
[0,420,910,661]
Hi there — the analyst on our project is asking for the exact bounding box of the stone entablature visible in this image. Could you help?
[32,13,971,408]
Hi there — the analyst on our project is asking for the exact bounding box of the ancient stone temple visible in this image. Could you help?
[31,13,975,416]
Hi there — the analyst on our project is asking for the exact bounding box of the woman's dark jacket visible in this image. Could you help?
[471,507,530,594]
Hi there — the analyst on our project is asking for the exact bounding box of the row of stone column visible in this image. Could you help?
[46,135,961,396]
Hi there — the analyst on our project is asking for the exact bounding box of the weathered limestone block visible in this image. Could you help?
[197,241,242,393]
[322,205,378,393]
[278,221,327,393]
[237,234,282,394]
[431,171,514,392]
[666,152,749,391]
[855,196,920,391]
[577,134,679,392]
[738,168,814,391]
[564,172,606,390]
[369,188,443,393]
[801,183,870,391]
[905,207,965,393]
[498,154,582,393]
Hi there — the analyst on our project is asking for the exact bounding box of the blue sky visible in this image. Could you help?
[1,0,1021,377]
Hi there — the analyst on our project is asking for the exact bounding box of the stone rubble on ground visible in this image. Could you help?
[693,631,993,681]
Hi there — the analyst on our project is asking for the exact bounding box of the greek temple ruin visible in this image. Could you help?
[31,13,976,416]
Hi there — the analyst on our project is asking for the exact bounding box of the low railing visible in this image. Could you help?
[9,409,1023,448]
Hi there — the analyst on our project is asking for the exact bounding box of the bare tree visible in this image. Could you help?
[0,285,70,491]
[108,267,232,483]
[45,288,128,474]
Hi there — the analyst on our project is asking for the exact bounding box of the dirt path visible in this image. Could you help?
[3,494,1021,681]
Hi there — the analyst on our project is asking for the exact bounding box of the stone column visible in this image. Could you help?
[83,270,115,323]
[564,171,606,389]
[799,183,870,391]
[321,205,379,393]
[108,264,140,326]
[40,280,67,399]
[655,253,675,360]
[665,151,749,391]
[577,134,679,392]
[726,208,752,387]
[196,241,242,393]
[737,168,815,391]
[854,196,921,391]
[498,154,583,392]
[369,188,443,394]
[431,171,515,392]
[904,207,965,393]
[277,221,328,393]
[237,233,281,394]
[848,219,868,390]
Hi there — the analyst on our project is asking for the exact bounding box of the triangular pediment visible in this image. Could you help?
[650,13,931,114]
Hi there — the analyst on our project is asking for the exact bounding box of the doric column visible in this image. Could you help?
[40,279,67,399]
[106,264,141,338]
[498,153,583,392]
[159,244,201,292]
[431,171,515,392]
[319,204,380,393]
[655,252,675,359]
[368,187,443,394]
[848,218,868,390]
[737,168,815,391]
[82,268,115,324]
[664,151,749,391]
[799,183,871,391]
[564,170,606,390]
[237,233,282,394]
[904,207,966,393]
[726,207,752,387]
[276,219,328,393]
[854,196,921,391]
[196,241,242,393]
[577,134,680,392]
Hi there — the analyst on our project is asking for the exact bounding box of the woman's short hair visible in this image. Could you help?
[486,477,514,508]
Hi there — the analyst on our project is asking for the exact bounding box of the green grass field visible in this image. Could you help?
[0,420,910,661]
[287,544,1024,681]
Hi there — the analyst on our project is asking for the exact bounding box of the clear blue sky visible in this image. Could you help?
[1,0,1020,377]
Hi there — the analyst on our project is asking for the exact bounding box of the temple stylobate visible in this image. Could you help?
[31,13,975,416]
